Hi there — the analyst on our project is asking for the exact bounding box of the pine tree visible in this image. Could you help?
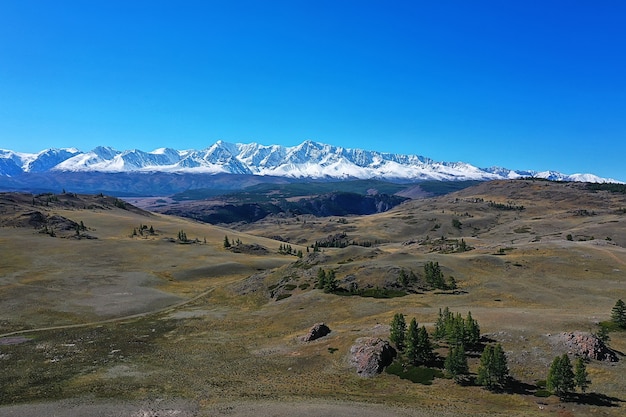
[223,235,231,248]
[390,313,407,352]
[492,344,509,387]
[444,343,468,382]
[406,318,420,364]
[477,343,509,390]
[416,325,434,364]
[574,357,590,393]
[547,354,575,398]
[597,325,610,343]
[398,269,410,289]
[477,344,495,388]
[316,268,327,289]
[434,307,451,340]
[611,299,626,329]
[465,311,480,349]
[323,269,337,293]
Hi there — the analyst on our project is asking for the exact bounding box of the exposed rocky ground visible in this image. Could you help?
[548,331,618,362]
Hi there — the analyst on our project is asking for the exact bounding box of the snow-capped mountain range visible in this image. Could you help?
[0,140,620,183]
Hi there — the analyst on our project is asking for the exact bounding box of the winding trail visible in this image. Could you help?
[0,286,215,339]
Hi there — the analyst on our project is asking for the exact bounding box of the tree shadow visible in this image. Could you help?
[564,392,624,407]
[502,377,537,396]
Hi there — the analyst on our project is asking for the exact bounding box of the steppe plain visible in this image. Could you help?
[0,179,625,416]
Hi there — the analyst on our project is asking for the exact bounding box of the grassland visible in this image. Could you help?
[0,180,625,416]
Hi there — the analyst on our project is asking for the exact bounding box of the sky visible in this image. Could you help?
[1,1,625,180]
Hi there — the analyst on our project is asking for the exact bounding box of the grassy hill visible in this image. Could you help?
[0,180,625,416]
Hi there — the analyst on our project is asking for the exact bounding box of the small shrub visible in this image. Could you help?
[275,293,292,301]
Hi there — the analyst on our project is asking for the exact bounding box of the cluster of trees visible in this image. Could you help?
[397,269,418,289]
[311,239,381,250]
[316,268,338,293]
[487,201,525,211]
[424,261,457,290]
[433,307,480,350]
[476,344,509,389]
[223,235,244,248]
[278,243,303,258]
[387,308,599,399]
[612,299,626,329]
[132,223,154,237]
[178,230,189,242]
[391,308,509,388]
[390,313,434,366]
[434,308,482,382]
[546,354,590,398]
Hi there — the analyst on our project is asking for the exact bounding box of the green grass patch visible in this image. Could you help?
[283,284,297,291]
[298,283,310,290]
[534,389,552,398]
[386,362,444,385]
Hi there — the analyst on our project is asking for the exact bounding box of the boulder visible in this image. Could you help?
[302,323,331,342]
[349,337,396,377]
[554,331,618,362]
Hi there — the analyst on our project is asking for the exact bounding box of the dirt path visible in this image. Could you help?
[0,286,215,339]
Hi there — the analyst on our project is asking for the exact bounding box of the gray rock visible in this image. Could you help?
[349,337,396,377]
[302,323,331,342]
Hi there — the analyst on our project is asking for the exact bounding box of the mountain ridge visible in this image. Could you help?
[0,140,621,184]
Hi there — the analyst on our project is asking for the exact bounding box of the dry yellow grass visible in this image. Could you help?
[1,181,625,416]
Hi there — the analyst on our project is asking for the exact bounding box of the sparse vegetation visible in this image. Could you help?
[1,179,625,416]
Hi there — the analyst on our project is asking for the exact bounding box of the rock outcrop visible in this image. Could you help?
[302,323,331,342]
[552,331,618,362]
[349,337,396,377]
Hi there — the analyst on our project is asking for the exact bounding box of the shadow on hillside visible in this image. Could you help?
[566,392,624,407]
[503,378,536,396]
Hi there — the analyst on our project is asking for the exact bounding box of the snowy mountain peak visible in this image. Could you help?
[0,141,621,183]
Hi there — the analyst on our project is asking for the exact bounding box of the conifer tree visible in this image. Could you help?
[547,354,575,398]
[323,269,337,293]
[445,343,468,382]
[477,344,509,390]
[434,307,451,340]
[465,311,480,349]
[477,344,495,388]
[611,299,626,328]
[390,313,407,352]
[597,325,610,343]
[223,235,231,248]
[574,357,590,393]
[406,318,420,364]
[416,325,434,364]
[316,268,327,289]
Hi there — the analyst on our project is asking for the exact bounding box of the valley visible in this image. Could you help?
[0,179,625,416]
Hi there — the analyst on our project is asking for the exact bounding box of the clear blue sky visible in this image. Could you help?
[1,1,625,180]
